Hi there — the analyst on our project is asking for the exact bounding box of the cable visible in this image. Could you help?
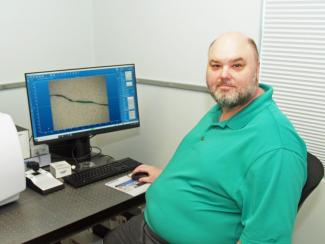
[50,135,114,167]
[90,146,103,158]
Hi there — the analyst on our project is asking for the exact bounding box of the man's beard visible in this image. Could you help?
[211,80,258,109]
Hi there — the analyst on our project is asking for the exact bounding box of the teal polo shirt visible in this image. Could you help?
[144,84,307,244]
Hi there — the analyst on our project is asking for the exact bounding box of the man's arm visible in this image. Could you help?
[238,149,306,243]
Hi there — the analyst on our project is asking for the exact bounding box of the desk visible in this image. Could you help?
[0,175,145,243]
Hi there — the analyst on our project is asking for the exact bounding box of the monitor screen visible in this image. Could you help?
[25,64,140,162]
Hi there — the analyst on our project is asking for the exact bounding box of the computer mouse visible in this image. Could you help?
[131,172,149,181]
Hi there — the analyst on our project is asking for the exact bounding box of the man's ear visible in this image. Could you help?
[256,61,260,82]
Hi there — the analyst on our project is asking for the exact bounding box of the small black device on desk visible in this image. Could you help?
[63,157,142,188]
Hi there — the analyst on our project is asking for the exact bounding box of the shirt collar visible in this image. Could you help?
[211,83,273,130]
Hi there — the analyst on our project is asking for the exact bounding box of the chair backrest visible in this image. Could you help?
[298,152,324,209]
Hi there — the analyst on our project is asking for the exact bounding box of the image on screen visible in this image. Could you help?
[49,76,109,130]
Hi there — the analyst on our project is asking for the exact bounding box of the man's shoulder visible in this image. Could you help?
[251,102,306,155]
[255,101,294,132]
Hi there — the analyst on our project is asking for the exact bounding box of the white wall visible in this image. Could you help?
[293,180,325,244]
[93,0,262,85]
[0,0,263,163]
[0,87,30,128]
[0,0,95,83]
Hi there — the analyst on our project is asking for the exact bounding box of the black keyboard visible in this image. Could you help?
[63,158,142,188]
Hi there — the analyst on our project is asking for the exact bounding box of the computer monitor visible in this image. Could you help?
[25,64,140,164]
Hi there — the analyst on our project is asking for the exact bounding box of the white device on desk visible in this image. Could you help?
[0,113,26,206]
[50,160,72,178]
[16,125,30,159]
[25,167,64,194]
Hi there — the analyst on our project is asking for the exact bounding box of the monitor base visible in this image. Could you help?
[49,136,91,163]
[73,156,115,173]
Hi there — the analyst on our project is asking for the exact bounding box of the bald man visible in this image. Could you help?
[104,32,307,244]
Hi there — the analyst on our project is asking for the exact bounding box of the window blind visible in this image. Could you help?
[260,0,325,166]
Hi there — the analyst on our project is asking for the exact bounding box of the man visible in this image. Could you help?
[104,32,307,244]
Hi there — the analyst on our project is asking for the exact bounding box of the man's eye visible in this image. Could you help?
[211,64,221,68]
[233,63,242,69]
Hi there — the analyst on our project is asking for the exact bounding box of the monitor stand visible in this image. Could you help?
[49,136,113,172]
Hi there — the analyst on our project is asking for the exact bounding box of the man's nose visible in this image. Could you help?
[220,66,231,79]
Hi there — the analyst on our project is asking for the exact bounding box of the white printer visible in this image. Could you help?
[0,113,26,206]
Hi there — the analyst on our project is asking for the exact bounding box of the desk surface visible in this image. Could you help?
[0,175,145,244]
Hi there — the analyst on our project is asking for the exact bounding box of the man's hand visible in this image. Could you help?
[131,164,162,183]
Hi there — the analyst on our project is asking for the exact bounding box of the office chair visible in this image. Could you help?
[298,152,324,209]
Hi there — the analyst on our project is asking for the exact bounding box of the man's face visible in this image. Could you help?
[206,35,260,109]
